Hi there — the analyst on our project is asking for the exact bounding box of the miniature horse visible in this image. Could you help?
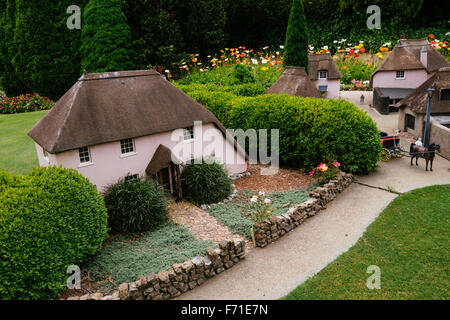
[410,143,441,171]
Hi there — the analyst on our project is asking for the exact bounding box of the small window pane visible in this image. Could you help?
[406,114,415,130]
[79,147,91,163]
[318,71,327,79]
[318,85,328,92]
[120,138,135,154]
[396,71,405,79]
[440,89,450,101]
[125,174,139,182]
[183,127,194,141]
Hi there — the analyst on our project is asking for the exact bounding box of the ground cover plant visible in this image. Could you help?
[0,167,108,300]
[0,93,53,114]
[83,222,215,293]
[208,188,310,239]
[0,111,47,175]
[283,184,450,300]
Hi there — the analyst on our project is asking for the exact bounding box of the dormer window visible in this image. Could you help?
[120,138,135,154]
[78,147,91,164]
[183,126,195,141]
[318,71,328,79]
[440,89,450,101]
[396,71,405,79]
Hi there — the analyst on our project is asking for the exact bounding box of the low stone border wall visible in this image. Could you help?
[66,239,246,300]
[253,172,354,248]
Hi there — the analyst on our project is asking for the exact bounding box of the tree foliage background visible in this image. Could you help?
[0,0,447,100]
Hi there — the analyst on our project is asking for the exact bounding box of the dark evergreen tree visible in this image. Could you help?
[81,0,135,73]
[283,0,309,72]
[11,0,87,100]
[0,0,29,95]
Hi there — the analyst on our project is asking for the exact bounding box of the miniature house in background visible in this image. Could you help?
[396,67,450,159]
[28,70,247,195]
[370,39,450,114]
[308,54,342,99]
[266,66,321,98]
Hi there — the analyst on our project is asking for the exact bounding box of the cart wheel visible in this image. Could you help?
[381,149,391,162]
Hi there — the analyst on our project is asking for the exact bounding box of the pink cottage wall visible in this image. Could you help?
[371,70,430,89]
[312,79,340,99]
[35,123,247,191]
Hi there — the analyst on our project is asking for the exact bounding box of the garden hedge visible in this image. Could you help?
[103,177,168,234]
[228,94,381,174]
[182,159,233,205]
[0,167,108,300]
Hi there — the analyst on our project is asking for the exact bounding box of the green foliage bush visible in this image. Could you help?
[182,159,232,205]
[229,94,381,174]
[231,64,256,84]
[0,93,53,114]
[0,167,108,300]
[336,59,378,85]
[103,177,168,234]
[283,0,309,71]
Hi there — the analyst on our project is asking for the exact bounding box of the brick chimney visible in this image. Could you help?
[420,46,428,69]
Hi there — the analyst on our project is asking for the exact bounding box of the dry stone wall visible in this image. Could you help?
[253,172,354,248]
[66,238,246,300]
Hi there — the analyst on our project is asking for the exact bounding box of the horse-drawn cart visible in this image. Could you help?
[380,131,406,162]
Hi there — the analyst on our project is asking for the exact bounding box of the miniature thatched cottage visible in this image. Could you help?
[308,54,342,99]
[28,70,247,195]
[370,39,449,114]
[266,67,321,98]
[396,67,450,159]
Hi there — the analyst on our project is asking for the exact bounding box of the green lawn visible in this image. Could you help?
[83,221,215,293]
[208,188,310,239]
[283,184,450,300]
[0,111,47,175]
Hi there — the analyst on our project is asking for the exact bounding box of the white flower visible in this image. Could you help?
[250,196,258,203]
[264,199,272,204]
[280,45,284,49]
[258,191,266,196]
[333,40,338,43]
[324,45,328,50]
[261,59,268,64]
[360,41,364,43]
[165,69,170,73]
[251,59,258,65]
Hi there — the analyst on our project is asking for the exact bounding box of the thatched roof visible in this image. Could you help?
[396,67,450,114]
[146,144,181,175]
[308,54,342,80]
[370,39,450,87]
[28,70,230,154]
[265,67,321,98]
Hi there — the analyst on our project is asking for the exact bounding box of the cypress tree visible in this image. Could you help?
[283,0,309,73]
[11,1,87,100]
[80,0,135,73]
[0,0,29,95]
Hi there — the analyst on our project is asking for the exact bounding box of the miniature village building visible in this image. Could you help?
[28,70,247,195]
[396,67,450,159]
[308,54,342,99]
[266,66,321,98]
[370,39,450,114]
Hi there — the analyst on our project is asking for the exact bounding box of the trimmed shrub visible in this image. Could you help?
[103,177,168,234]
[0,167,108,300]
[229,94,381,174]
[230,63,256,84]
[182,159,233,205]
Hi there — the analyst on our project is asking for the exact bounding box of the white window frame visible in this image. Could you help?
[396,70,405,80]
[318,71,328,79]
[183,126,195,142]
[78,146,92,166]
[120,138,136,157]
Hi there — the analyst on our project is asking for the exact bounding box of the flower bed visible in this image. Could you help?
[253,172,354,248]
[0,93,53,114]
[64,239,246,300]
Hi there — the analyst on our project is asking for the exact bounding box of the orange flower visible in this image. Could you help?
[429,34,435,39]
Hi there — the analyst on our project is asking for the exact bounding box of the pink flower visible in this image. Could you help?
[309,169,315,177]
[264,199,272,204]
[250,196,258,203]
[333,161,341,168]
[317,163,328,172]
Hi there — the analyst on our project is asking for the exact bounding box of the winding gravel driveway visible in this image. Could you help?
[176,92,450,300]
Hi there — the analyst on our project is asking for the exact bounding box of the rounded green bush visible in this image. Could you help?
[181,159,233,205]
[104,177,168,234]
[0,167,108,300]
[229,94,381,174]
[231,64,256,84]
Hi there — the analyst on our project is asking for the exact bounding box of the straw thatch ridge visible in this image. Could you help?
[308,54,342,80]
[265,67,321,98]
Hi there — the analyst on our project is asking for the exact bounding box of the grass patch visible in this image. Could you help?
[283,184,450,300]
[0,111,47,175]
[208,188,310,239]
[83,221,215,293]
